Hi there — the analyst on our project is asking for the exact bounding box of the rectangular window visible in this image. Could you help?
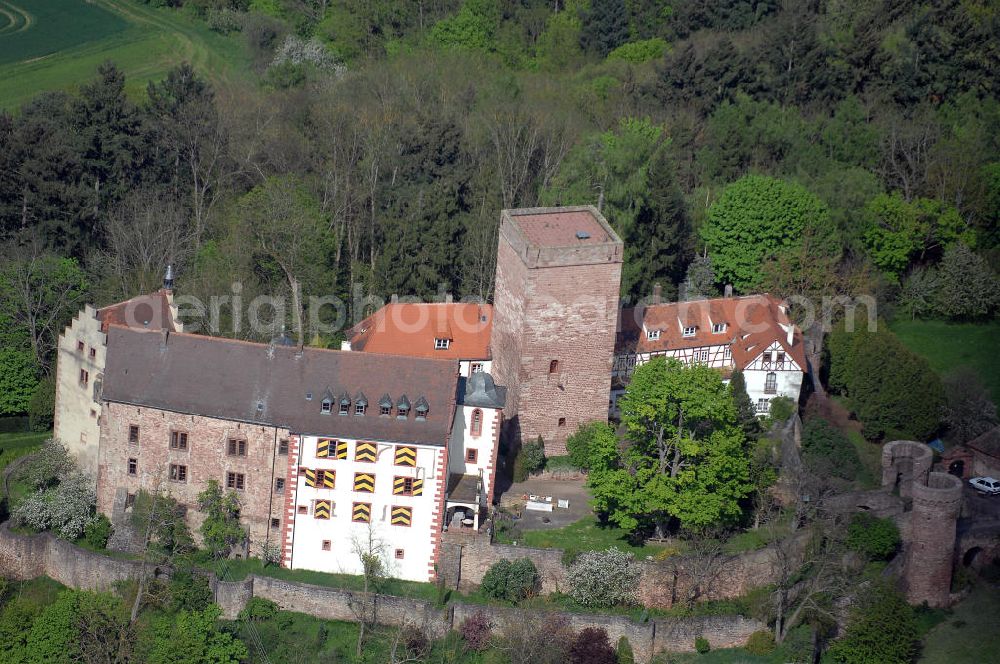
[682,326,696,337]
[434,338,451,350]
[226,472,245,490]
[79,369,89,386]
[89,347,96,359]
[317,469,335,489]
[776,351,786,368]
[765,372,778,394]
[128,425,140,444]
[380,405,391,416]
[353,472,375,493]
[297,505,308,515]
[647,329,660,340]
[313,500,331,519]
[274,478,285,493]
[169,464,187,482]
[395,549,405,559]
[170,431,188,451]
[393,476,416,496]
[355,441,376,463]
[700,350,709,362]
[756,398,770,414]
[391,506,412,527]
[322,540,331,551]
[77,340,85,352]
[127,458,137,475]
[125,493,136,509]
[471,362,484,373]
[352,502,371,523]
[278,439,289,455]
[339,401,349,415]
[227,439,247,456]
[712,323,726,333]
[465,448,478,463]
[394,446,416,467]
[271,517,280,529]
[355,403,366,415]
[762,352,772,367]
[321,400,332,414]
[724,346,732,359]
[558,417,566,427]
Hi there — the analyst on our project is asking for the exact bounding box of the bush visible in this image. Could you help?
[846,513,901,560]
[459,610,492,651]
[169,569,213,613]
[238,596,279,622]
[402,625,430,656]
[745,629,776,655]
[801,417,860,480]
[566,548,640,607]
[768,396,796,423]
[13,471,96,540]
[570,627,616,664]
[82,514,112,549]
[827,584,917,664]
[565,422,617,470]
[480,558,538,603]
[695,636,711,654]
[522,437,547,474]
[616,636,635,664]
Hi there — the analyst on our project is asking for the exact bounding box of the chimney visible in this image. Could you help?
[787,324,794,347]
[163,264,174,292]
[724,284,733,298]
[651,283,662,304]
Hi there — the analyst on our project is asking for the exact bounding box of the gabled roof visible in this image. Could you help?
[348,302,492,361]
[97,289,178,333]
[101,327,459,446]
[617,294,807,372]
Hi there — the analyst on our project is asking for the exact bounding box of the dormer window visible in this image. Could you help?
[396,395,410,419]
[712,323,726,334]
[339,393,351,415]
[682,326,696,337]
[321,398,332,414]
[378,394,392,417]
[415,397,429,421]
[354,392,368,416]
[647,329,661,341]
[434,338,451,350]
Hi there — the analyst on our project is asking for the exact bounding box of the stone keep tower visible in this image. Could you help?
[881,440,964,607]
[491,206,623,455]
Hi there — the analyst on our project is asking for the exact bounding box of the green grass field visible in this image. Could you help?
[919,584,1000,663]
[890,320,1000,407]
[0,0,250,111]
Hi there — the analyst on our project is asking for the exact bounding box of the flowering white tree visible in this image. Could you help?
[13,471,97,540]
[566,548,641,607]
[271,36,345,75]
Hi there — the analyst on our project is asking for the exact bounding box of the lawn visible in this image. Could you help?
[0,0,251,111]
[891,320,1000,408]
[497,515,678,559]
[919,583,1000,663]
[0,430,48,477]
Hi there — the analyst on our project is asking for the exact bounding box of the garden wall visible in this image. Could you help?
[0,522,765,663]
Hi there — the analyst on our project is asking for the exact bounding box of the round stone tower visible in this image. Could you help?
[881,440,933,498]
[905,471,963,606]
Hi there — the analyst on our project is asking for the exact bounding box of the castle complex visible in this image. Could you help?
[54,205,808,582]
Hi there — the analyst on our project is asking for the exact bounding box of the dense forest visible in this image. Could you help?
[1,0,998,416]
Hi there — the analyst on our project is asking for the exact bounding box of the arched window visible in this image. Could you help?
[549,359,559,374]
[764,372,777,394]
[470,409,483,437]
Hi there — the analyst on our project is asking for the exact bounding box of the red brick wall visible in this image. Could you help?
[492,215,622,455]
[98,402,289,550]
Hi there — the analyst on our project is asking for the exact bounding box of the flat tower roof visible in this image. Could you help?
[507,206,617,247]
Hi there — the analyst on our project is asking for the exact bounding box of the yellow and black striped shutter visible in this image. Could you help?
[353,472,375,492]
[352,502,371,523]
[412,478,423,496]
[392,476,408,495]
[322,469,335,489]
[316,438,332,458]
[335,440,348,459]
[303,468,317,488]
[391,506,412,526]
[394,446,416,466]
[355,441,377,463]
[314,499,331,519]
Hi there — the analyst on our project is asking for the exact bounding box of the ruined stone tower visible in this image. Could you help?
[881,440,964,607]
[490,206,623,455]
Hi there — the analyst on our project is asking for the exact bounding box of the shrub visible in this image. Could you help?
[459,610,492,651]
[827,584,917,664]
[566,548,640,607]
[846,513,900,560]
[480,558,538,603]
[402,625,430,656]
[570,627,616,664]
[83,514,112,549]
[745,629,776,655]
[566,422,617,470]
[695,636,711,654]
[801,417,860,480]
[512,448,528,483]
[616,636,635,664]
[13,471,96,540]
[522,437,547,474]
[19,439,73,489]
[169,569,213,613]
[768,396,796,423]
[238,597,278,622]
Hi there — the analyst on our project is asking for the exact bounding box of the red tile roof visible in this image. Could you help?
[348,303,492,360]
[510,209,612,246]
[618,294,807,371]
[97,290,177,333]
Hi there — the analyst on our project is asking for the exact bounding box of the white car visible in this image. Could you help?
[968,477,1000,495]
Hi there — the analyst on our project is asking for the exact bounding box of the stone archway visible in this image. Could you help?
[949,460,965,477]
[963,547,983,568]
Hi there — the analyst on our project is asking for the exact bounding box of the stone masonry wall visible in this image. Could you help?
[0,523,763,663]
